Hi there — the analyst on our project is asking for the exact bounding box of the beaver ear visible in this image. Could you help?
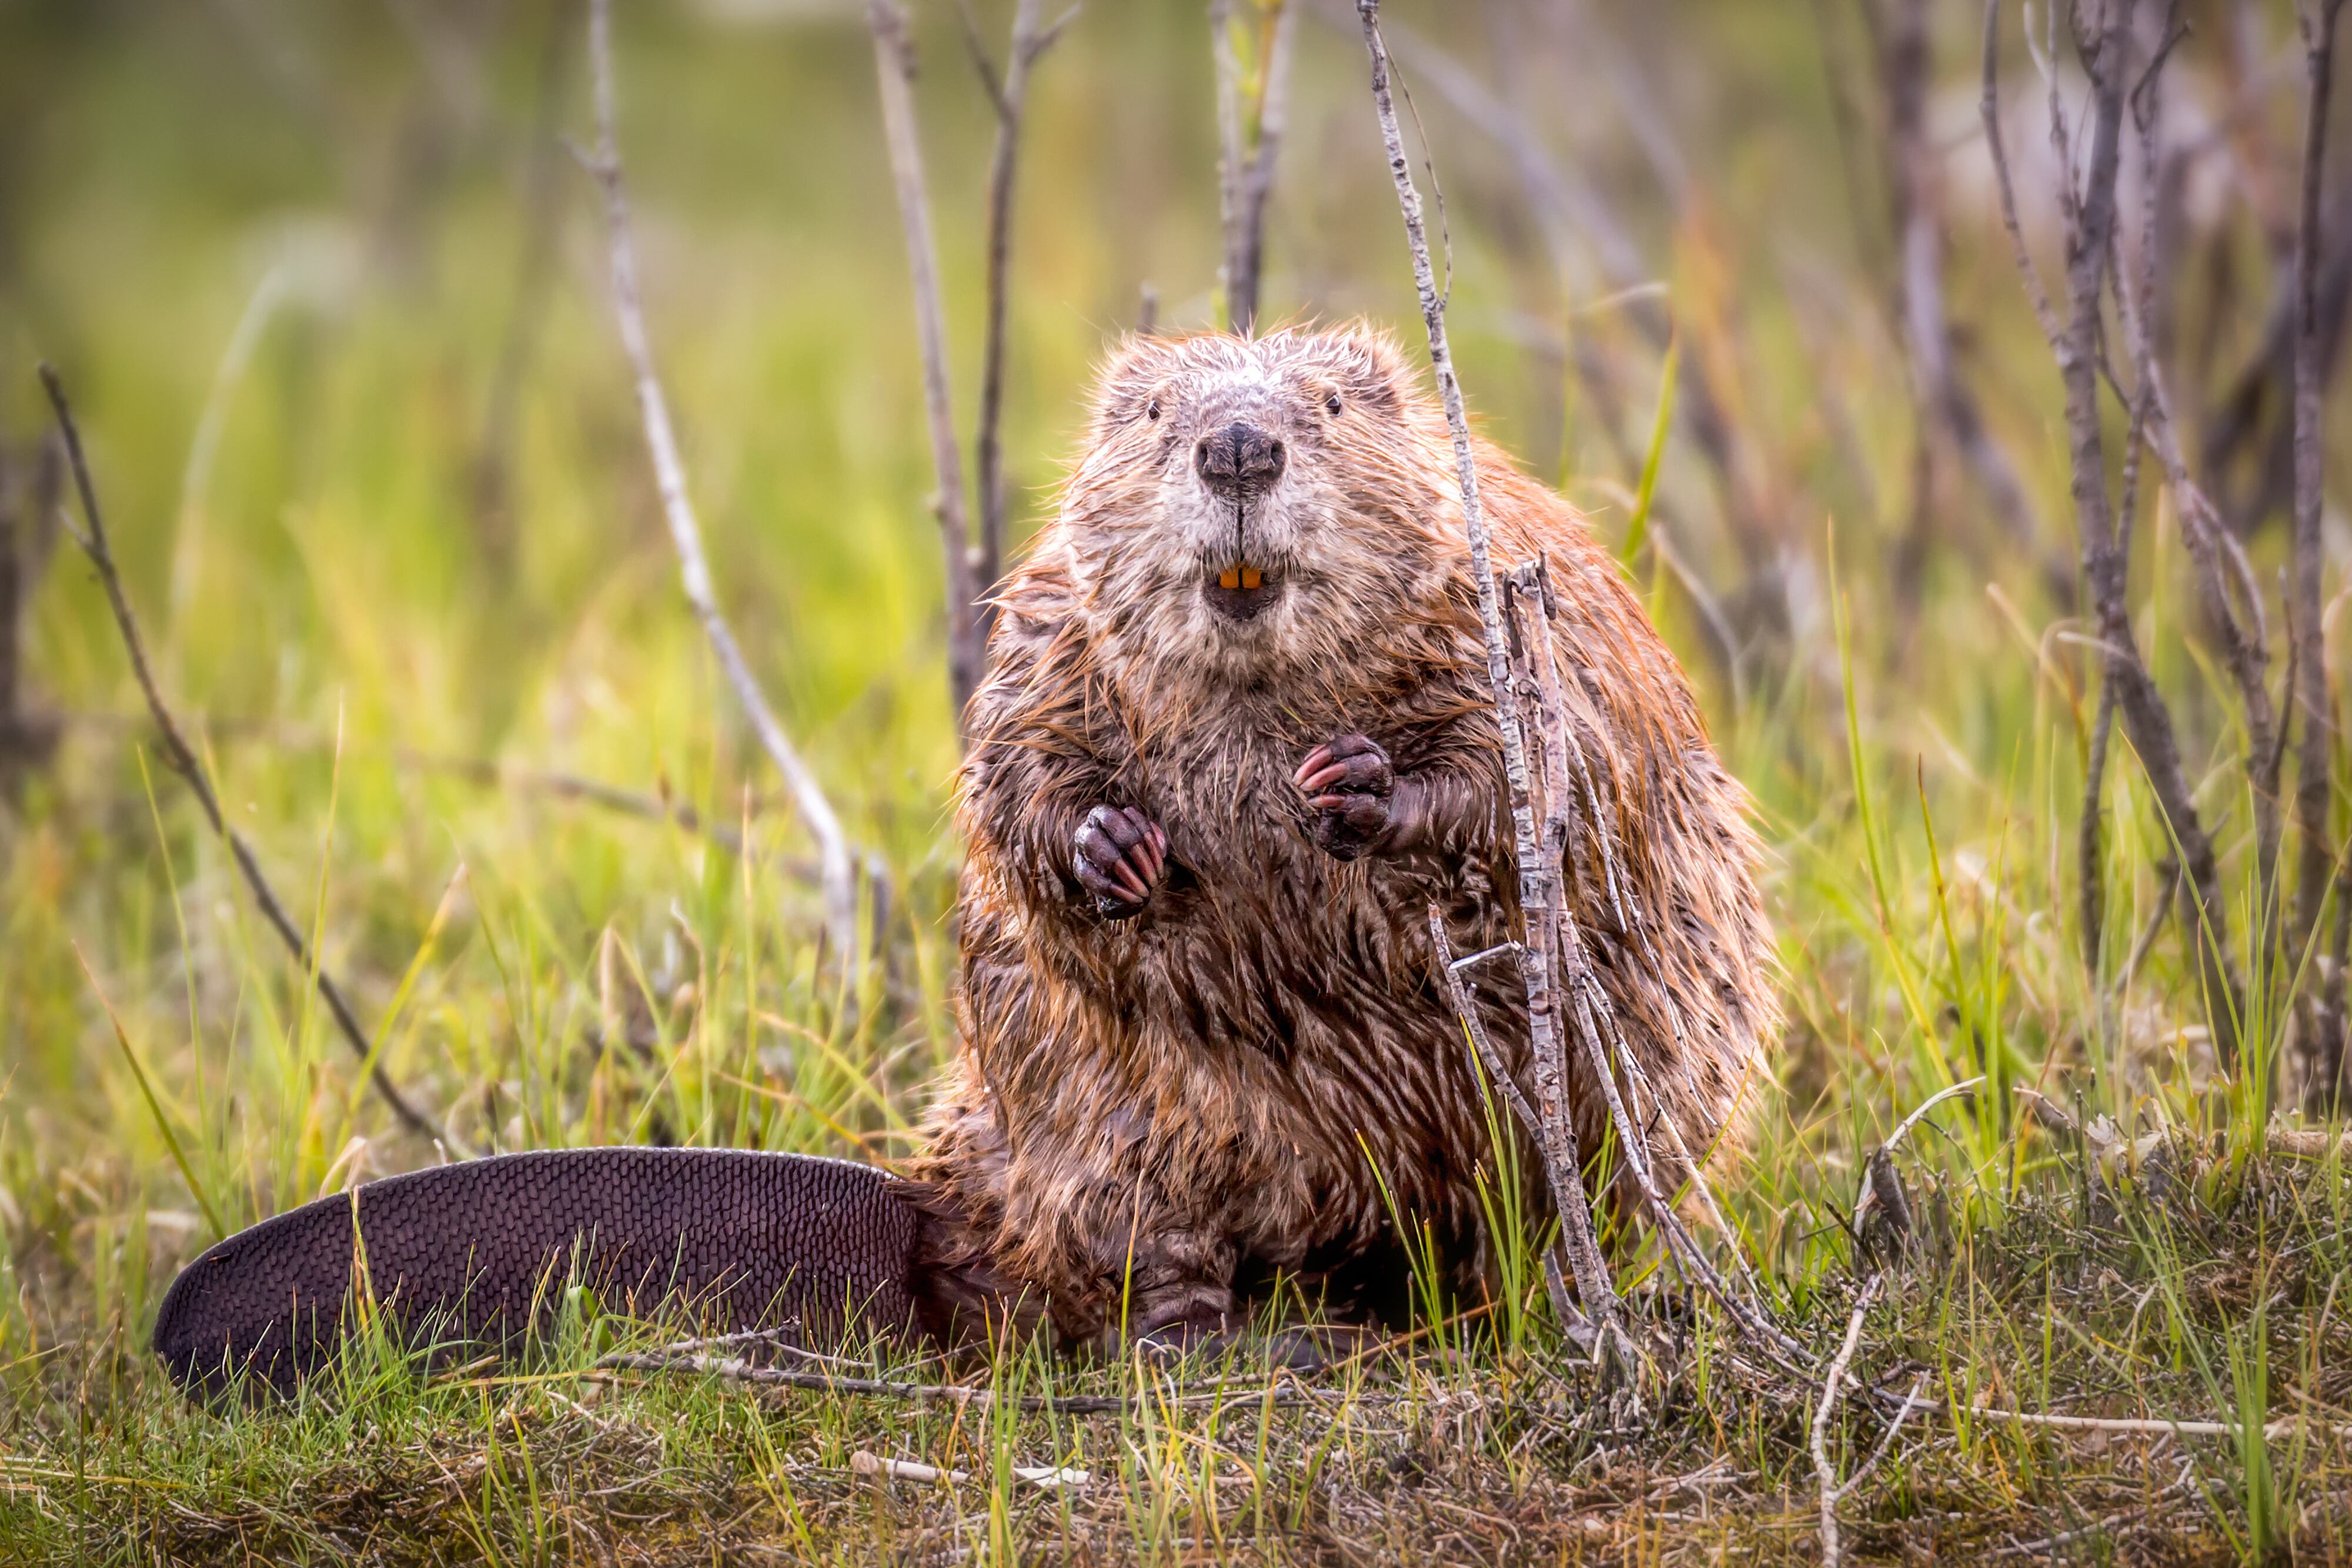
[1322,323,1412,413]
[1090,334,1173,428]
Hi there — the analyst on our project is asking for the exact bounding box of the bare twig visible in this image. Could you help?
[1980,1,2060,347]
[1875,0,2063,603]
[2291,0,2347,1032]
[599,1347,1342,1417]
[1426,904,1592,1343]
[1313,0,1763,597]
[868,0,984,739]
[2107,32,2287,981]
[38,365,457,1152]
[1966,1396,2352,1442]
[1357,0,1628,1365]
[1212,0,1295,335]
[968,0,1073,624]
[1984,0,2244,1067]
[472,0,580,582]
[583,0,859,961]
[1811,1272,1885,1568]
[0,436,64,780]
[1883,1075,1985,1156]
[852,1447,1090,1490]
[1491,570,1803,1370]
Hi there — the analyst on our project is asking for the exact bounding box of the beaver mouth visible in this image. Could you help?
[1203,562,1284,622]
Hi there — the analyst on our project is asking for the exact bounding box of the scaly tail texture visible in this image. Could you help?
[153,1148,924,1399]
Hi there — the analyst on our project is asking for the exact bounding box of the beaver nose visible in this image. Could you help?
[1194,422,1286,499]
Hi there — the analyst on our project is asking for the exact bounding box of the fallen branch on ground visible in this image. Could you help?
[39,365,459,1153]
[596,1346,1365,1416]
[851,1449,1090,1489]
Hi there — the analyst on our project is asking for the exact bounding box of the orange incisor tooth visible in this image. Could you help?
[1240,566,1262,590]
[1219,567,1241,590]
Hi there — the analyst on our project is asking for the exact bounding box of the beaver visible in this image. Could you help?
[905,325,1778,1352]
[151,325,1776,1396]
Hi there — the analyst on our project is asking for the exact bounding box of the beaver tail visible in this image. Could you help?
[153,1148,935,1400]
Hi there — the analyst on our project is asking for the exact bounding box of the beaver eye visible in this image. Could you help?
[1324,392,1342,416]
[1145,396,1161,422]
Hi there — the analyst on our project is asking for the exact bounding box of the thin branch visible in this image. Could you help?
[38,365,457,1152]
[1992,0,2244,1068]
[1498,569,1805,1371]
[1810,1272,1885,1568]
[472,0,580,582]
[1213,0,1295,335]
[597,1347,1349,1416]
[2291,0,2347,974]
[1966,1396,2352,1442]
[970,0,1074,621]
[582,0,859,961]
[2107,39,2283,947]
[1877,0,2061,601]
[1357,0,1628,1366]
[1981,0,2062,347]
[1312,0,1762,592]
[1881,1075,1985,1158]
[868,0,985,740]
[1426,903,1593,1345]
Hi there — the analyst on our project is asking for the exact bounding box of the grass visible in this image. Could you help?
[2,1,2349,1562]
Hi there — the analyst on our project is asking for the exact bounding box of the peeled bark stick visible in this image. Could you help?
[868,0,984,740]
[583,0,858,961]
[1357,0,1625,1352]
[38,366,457,1154]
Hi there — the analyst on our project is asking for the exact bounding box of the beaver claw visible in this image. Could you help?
[1294,734,1396,861]
[1074,805,1167,918]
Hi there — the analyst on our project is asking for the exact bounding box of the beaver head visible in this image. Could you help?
[1054,327,1461,691]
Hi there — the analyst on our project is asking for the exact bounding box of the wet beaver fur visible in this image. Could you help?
[906,325,1777,1353]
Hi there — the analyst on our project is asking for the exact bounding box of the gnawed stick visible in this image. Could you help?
[39,365,459,1155]
[582,0,859,962]
[1357,0,1627,1367]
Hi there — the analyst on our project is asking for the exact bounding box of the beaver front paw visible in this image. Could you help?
[1073,804,1167,918]
[1294,734,1395,861]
